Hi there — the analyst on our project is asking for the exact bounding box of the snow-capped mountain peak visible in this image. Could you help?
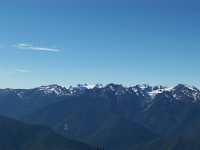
[104,84,129,96]
[171,84,200,101]
[173,84,199,92]
[37,84,69,96]
[131,84,153,97]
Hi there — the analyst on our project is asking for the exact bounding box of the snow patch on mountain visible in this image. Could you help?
[148,86,173,98]
[68,84,104,94]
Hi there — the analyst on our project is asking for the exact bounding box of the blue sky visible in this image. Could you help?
[0,0,200,88]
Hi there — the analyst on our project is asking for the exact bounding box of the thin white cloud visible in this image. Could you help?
[12,43,60,52]
[14,69,30,73]
[0,69,30,76]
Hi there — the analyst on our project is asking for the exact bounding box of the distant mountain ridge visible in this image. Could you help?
[1,83,199,101]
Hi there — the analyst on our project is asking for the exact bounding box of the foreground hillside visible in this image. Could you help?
[0,116,95,150]
[132,133,200,150]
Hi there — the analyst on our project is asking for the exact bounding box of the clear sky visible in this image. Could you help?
[0,0,200,88]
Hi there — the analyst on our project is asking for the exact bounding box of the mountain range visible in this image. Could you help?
[0,83,200,149]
